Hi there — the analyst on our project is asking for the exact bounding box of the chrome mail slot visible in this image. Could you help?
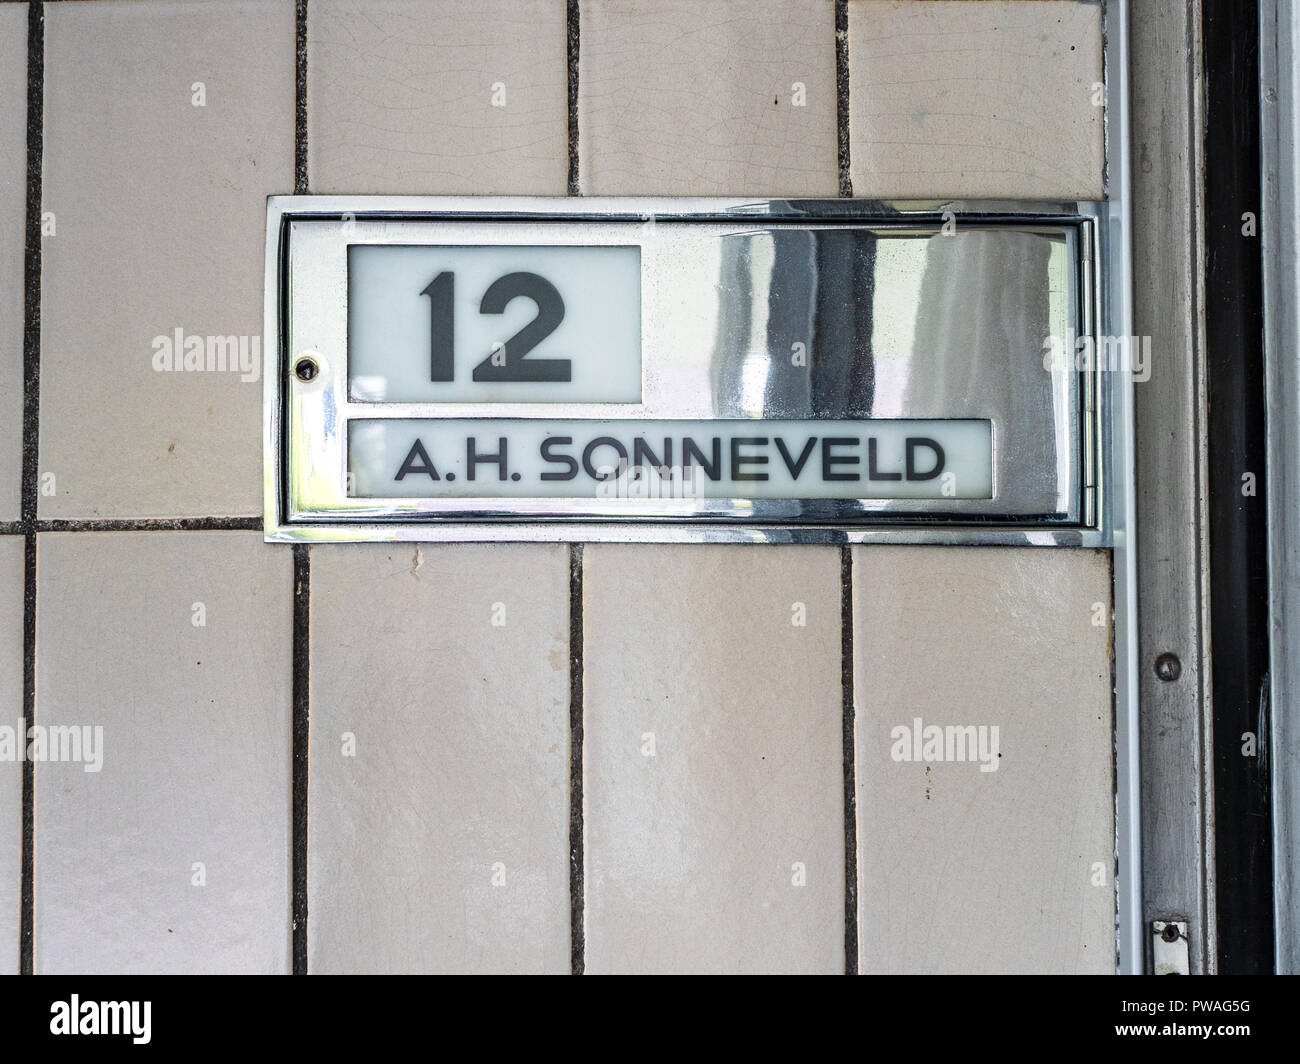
[263,197,1107,544]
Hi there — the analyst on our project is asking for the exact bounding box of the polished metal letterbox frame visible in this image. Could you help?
[264,196,1117,547]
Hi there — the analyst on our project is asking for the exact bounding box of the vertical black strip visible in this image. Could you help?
[566,0,580,196]
[840,545,858,974]
[835,0,851,198]
[294,0,308,196]
[18,0,44,978]
[567,544,584,974]
[1203,0,1273,973]
[291,543,310,973]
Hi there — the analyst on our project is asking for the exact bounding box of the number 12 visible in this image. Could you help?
[421,270,572,384]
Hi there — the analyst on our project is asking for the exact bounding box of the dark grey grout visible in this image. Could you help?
[567,544,585,975]
[17,0,45,979]
[291,542,310,974]
[291,0,310,976]
[840,544,858,974]
[19,0,41,633]
[18,0,43,978]
[19,533,34,976]
[566,0,580,196]
[836,2,858,975]
[835,0,852,198]
[566,2,584,976]
[34,517,263,533]
[295,0,308,196]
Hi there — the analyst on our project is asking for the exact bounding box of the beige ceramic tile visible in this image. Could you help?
[579,0,839,195]
[0,537,23,974]
[34,532,292,974]
[853,546,1114,973]
[308,543,570,973]
[308,0,568,194]
[0,5,26,522]
[583,544,843,974]
[40,0,294,519]
[849,0,1105,199]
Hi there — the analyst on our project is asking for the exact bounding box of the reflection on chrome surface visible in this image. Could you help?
[705,226,1074,515]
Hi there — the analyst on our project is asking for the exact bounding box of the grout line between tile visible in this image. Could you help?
[567,3,583,974]
[568,542,584,975]
[295,0,308,196]
[19,531,33,977]
[841,544,858,975]
[837,0,857,974]
[291,0,310,976]
[18,0,43,978]
[20,0,41,555]
[835,0,852,198]
[35,517,263,533]
[291,542,310,974]
[566,0,580,196]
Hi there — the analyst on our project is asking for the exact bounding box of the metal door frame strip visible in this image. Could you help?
[1105,0,1143,976]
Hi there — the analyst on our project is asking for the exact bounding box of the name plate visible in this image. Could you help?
[350,419,993,499]
[264,198,1101,542]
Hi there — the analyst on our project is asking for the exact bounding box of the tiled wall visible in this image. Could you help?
[0,0,1114,974]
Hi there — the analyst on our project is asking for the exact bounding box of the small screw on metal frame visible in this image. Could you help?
[294,355,319,383]
[1154,652,1182,682]
[1161,923,1181,943]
